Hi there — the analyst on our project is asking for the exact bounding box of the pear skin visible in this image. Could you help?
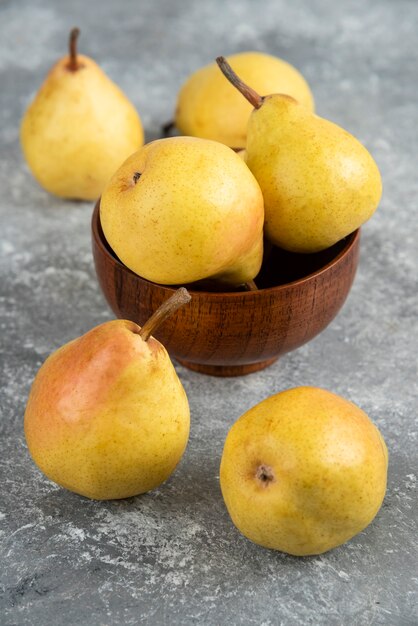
[216,57,382,252]
[20,29,144,200]
[100,136,264,287]
[24,314,190,500]
[246,96,382,252]
[175,51,314,148]
[220,387,388,556]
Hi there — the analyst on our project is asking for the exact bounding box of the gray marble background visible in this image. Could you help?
[1,0,417,624]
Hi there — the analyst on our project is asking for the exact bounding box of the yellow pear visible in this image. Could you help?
[20,28,144,200]
[175,51,314,148]
[217,57,382,252]
[24,289,191,500]
[100,136,264,287]
[220,387,388,556]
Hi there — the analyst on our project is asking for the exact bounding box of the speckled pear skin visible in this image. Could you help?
[245,95,382,252]
[24,320,190,500]
[175,51,314,148]
[20,52,144,200]
[100,136,264,286]
[220,387,388,556]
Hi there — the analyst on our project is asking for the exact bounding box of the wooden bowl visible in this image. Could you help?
[92,201,360,376]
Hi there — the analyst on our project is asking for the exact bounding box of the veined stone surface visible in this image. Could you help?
[1,0,417,624]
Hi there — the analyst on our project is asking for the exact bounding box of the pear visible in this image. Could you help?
[20,28,144,200]
[100,136,264,287]
[24,289,191,500]
[217,57,382,253]
[175,51,314,148]
[220,387,388,556]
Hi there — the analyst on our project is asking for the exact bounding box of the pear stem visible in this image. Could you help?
[244,280,259,291]
[161,119,175,138]
[68,27,80,72]
[139,287,191,342]
[216,56,263,109]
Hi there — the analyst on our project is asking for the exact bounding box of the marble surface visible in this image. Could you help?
[1,0,417,624]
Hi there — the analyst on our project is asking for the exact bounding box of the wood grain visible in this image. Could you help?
[92,201,360,376]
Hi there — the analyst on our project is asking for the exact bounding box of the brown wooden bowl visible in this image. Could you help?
[92,201,360,376]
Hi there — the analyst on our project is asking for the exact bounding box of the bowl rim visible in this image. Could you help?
[92,200,360,298]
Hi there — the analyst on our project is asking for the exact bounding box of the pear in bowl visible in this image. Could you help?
[99,135,264,288]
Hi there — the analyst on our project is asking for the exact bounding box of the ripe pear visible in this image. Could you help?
[175,51,314,148]
[217,57,382,252]
[24,289,191,500]
[100,136,264,287]
[220,387,388,556]
[20,28,144,200]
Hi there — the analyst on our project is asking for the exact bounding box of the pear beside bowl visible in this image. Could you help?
[92,201,360,377]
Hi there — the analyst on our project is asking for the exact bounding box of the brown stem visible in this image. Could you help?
[161,120,175,138]
[139,287,191,342]
[244,280,258,291]
[68,28,80,71]
[216,56,263,109]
